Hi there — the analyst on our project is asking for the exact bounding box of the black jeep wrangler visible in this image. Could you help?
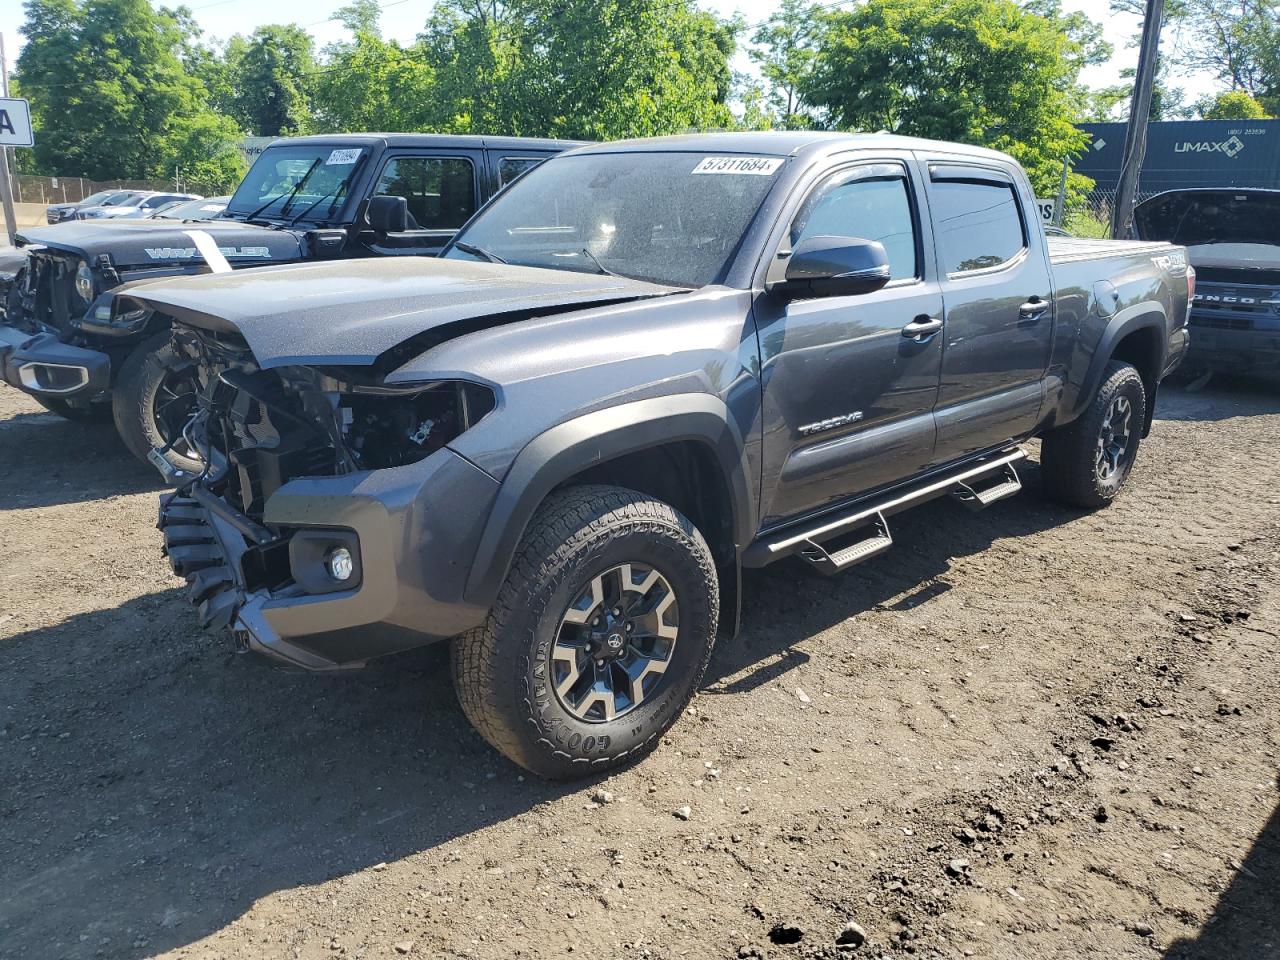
[0,134,577,470]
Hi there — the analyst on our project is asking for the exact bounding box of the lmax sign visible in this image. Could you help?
[0,98,34,147]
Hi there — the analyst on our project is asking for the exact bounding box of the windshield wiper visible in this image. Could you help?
[286,154,367,227]
[240,158,322,224]
[454,241,507,264]
[578,247,628,279]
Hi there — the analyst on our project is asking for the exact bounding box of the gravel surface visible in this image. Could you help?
[1,380,1277,960]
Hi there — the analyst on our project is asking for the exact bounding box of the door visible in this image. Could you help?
[923,162,1054,461]
[756,159,945,528]
[363,152,483,257]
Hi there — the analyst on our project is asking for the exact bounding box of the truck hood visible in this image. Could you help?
[119,256,683,369]
[1133,189,1280,252]
[16,218,304,270]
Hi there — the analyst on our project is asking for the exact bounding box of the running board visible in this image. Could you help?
[797,511,893,575]
[744,448,1027,572]
[951,462,1023,512]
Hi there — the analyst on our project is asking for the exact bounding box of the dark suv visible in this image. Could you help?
[0,134,578,470]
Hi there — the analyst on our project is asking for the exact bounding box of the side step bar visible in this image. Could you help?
[745,448,1026,575]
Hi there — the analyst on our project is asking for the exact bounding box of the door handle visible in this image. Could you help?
[1019,298,1050,320]
[901,316,943,340]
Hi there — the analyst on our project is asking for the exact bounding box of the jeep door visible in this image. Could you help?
[754,157,945,528]
[362,149,485,256]
[920,159,1054,462]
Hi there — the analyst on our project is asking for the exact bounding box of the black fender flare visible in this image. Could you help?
[462,393,753,608]
[1065,305,1167,432]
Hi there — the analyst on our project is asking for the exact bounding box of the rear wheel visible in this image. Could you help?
[112,333,204,475]
[1041,360,1146,508]
[451,484,719,780]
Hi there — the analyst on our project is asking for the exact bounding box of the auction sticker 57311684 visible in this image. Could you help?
[692,156,785,176]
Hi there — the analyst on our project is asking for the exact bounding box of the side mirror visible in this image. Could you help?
[774,235,892,299]
[366,194,409,234]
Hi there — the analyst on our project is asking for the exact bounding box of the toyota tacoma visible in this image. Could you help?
[121,133,1190,779]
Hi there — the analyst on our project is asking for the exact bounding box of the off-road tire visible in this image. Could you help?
[1041,360,1146,509]
[451,484,719,780]
[34,396,112,423]
[112,332,203,475]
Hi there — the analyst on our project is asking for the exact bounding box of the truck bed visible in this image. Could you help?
[1047,235,1175,264]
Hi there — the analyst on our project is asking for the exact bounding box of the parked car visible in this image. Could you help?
[45,189,134,224]
[128,132,1192,779]
[0,134,577,445]
[146,196,231,221]
[77,191,203,220]
[1134,187,1277,375]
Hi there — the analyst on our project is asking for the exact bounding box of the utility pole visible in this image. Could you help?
[1110,0,1165,239]
[0,33,18,246]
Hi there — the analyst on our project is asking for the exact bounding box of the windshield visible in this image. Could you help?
[153,197,229,221]
[77,190,117,206]
[444,152,786,287]
[226,144,367,222]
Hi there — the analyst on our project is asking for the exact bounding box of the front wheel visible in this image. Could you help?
[1041,360,1147,508]
[112,332,204,475]
[451,485,719,780]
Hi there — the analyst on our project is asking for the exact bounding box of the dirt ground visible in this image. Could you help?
[1,378,1278,960]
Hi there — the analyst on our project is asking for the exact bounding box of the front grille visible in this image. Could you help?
[12,251,81,335]
[1190,314,1254,330]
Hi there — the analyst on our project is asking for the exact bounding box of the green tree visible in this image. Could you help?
[1200,88,1272,118]
[800,0,1096,194]
[226,25,316,136]
[1111,0,1280,112]
[312,29,435,132]
[422,0,738,139]
[16,0,244,182]
[747,0,823,129]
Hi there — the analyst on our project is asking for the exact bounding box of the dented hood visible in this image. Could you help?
[16,218,304,269]
[120,256,681,368]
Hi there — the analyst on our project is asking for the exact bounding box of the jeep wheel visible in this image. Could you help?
[112,333,204,475]
[451,484,719,780]
[1041,360,1147,509]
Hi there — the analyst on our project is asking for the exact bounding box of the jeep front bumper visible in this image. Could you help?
[0,326,112,400]
[158,448,500,670]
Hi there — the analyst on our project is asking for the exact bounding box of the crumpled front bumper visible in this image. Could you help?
[157,448,501,670]
[0,326,112,399]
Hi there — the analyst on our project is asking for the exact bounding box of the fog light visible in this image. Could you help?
[326,547,354,582]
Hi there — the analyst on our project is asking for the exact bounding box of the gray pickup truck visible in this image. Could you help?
[122,132,1190,779]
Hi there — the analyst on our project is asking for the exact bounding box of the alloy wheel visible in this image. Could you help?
[551,562,680,723]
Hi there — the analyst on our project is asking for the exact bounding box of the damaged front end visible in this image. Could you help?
[157,323,500,669]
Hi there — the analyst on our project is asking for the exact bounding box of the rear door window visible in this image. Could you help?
[498,157,545,186]
[929,178,1026,274]
[373,157,477,231]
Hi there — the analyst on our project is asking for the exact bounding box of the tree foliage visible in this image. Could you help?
[16,0,244,183]
[798,0,1097,194]
[225,25,316,136]
[1200,89,1273,119]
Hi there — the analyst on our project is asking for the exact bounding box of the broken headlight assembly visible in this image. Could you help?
[334,379,496,471]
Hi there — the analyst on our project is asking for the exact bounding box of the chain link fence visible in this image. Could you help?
[12,175,236,204]
[1059,189,1161,239]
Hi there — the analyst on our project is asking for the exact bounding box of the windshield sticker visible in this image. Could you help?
[692,156,784,176]
[325,148,363,166]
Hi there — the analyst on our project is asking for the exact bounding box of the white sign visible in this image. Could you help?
[692,156,784,176]
[1036,198,1057,224]
[0,98,34,147]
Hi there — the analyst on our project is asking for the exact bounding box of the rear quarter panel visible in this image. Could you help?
[1045,237,1189,427]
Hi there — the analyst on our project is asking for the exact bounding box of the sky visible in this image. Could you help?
[0,0,1221,105]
